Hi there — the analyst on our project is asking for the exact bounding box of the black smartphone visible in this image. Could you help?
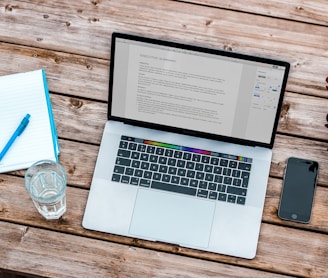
[278,157,319,223]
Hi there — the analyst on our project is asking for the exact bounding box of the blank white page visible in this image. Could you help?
[0,69,58,173]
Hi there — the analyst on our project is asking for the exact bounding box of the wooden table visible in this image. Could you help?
[1,1,327,277]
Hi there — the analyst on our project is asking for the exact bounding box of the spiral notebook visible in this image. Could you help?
[0,69,60,173]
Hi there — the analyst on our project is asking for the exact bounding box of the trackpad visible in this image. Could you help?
[129,189,215,248]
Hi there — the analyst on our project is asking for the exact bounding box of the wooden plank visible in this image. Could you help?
[0,172,327,235]
[0,1,327,98]
[0,222,293,278]
[185,0,328,26]
[272,134,328,186]
[278,93,328,140]
[263,177,328,232]
[0,42,109,101]
[0,175,327,277]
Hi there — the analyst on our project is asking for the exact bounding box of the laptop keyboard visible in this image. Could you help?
[112,136,253,205]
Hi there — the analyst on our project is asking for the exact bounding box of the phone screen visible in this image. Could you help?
[278,157,319,223]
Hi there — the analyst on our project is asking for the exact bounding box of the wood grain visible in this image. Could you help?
[185,0,328,26]
[0,0,327,277]
[0,175,327,277]
[0,1,327,98]
[0,221,294,278]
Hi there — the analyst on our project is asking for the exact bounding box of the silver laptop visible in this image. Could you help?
[82,32,290,259]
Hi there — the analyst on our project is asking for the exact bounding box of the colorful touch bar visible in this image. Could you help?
[123,136,252,163]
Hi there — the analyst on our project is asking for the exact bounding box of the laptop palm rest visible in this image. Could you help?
[129,188,215,248]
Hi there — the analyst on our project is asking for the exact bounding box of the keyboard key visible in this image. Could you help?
[205,173,214,181]
[177,160,186,168]
[181,177,189,186]
[214,175,223,183]
[156,147,164,155]
[209,191,218,200]
[186,161,195,169]
[165,149,174,157]
[138,144,146,152]
[229,161,238,168]
[201,155,210,163]
[149,155,158,163]
[210,157,219,165]
[213,166,222,174]
[232,169,241,178]
[183,152,192,160]
[168,167,177,175]
[125,168,134,176]
[151,181,196,196]
[131,160,140,168]
[227,195,236,203]
[162,174,171,182]
[121,175,130,184]
[220,159,228,167]
[195,163,204,171]
[177,168,186,176]
[233,178,242,187]
[199,181,208,189]
[223,176,232,185]
[187,170,195,178]
[114,165,125,174]
[116,157,131,167]
[141,162,149,170]
[171,176,180,184]
[197,189,209,198]
[130,177,139,185]
[208,182,216,191]
[159,165,168,173]
[223,168,231,176]
[119,140,128,149]
[143,171,152,179]
[218,193,227,201]
[168,158,176,166]
[190,179,198,188]
[117,149,131,158]
[140,153,149,161]
[146,145,155,153]
[227,186,247,196]
[192,154,201,162]
[204,165,213,172]
[135,169,143,177]
[237,196,246,205]
[159,157,167,164]
[153,173,161,181]
[112,173,121,182]
[217,184,226,192]
[174,150,183,158]
[131,152,140,159]
[128,142,137,150]
[196,171,205,180]
[238,162,252,171]
[150,163,159,171]
[140,179,151,187]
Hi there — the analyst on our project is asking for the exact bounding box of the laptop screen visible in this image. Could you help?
[109,33,290,148]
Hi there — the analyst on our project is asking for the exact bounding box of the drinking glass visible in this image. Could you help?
[25,160,67,220]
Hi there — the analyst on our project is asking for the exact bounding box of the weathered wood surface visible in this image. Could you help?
[0,0,327,277]
[0,175,327,277]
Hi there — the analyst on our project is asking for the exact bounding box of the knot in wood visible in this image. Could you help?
[223,44,233,51]
[70,98,83,109]
[5,4,18,12]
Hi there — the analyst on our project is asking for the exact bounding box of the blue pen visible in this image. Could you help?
[0,114,31,161]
